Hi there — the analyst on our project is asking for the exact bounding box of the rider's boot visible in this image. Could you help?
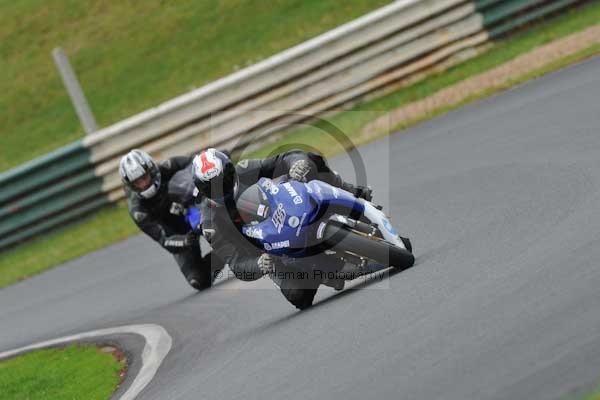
[315,254,346,291]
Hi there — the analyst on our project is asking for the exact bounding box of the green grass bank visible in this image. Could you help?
[0,344,124,400]
[0,0,388,172]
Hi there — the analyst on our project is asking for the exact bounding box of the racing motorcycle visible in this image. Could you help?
[184,176,414,286]
[230,177,415,281]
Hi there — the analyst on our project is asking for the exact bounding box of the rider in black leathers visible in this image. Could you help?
[193,149,373,308]
[120,149,220,290]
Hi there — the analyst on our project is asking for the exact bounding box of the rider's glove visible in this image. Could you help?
[340,181,374,202]
[355,185,373,202]
[257,253,277,275]
[288,159,311,182]
[184,231,198,246]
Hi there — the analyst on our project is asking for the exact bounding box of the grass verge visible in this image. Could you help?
[0,203,136,288]
[0,0,388,172]
[1,3,599,289]
[584,391,600,400]
[0,344,125,400]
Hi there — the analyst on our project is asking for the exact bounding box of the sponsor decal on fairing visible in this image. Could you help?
[283,182,303,204]
[272,203,286,233]
[264,240,290,250]
[243,226,264,240]
[257,204,267,217]
[260,179,279,195]
[288,216,300,228]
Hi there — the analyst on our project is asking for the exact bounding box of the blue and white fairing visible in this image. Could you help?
[241,178,366,257]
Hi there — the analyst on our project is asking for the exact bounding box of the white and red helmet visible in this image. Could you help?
[192,148,237,204]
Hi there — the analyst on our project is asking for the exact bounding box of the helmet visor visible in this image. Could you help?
[132,173,153,192]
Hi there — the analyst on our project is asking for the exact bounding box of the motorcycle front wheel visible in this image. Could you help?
[323,224,415,271]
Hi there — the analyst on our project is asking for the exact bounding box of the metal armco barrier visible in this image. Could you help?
[0,0,588,249]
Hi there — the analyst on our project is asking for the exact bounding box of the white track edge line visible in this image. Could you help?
[0,323,172,400]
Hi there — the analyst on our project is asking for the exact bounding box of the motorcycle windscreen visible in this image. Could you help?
[235,183,271,224]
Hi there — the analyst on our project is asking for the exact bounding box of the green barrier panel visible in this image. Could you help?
[0,180,105,238]
[0,140,92,205]
[475,0,507,11]
[0,197,111,250]
[0,137,105,249]
[0,170,99,220]
[480,0,549,26]
[488,0,581,37]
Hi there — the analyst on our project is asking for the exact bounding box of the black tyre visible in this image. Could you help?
[323,224,414,271]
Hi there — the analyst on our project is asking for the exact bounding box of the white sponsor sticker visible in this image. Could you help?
[283,182,303,204]
[261,179,279,195]
[288,216,300,228]
[257,204,266,217]
[267,240,290,250]
[316,222,327,239]
[243,226,264,239]
[283,182,299,197]
[272,203,286,233]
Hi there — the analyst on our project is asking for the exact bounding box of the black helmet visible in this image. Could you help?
[192,148,238,204]
[119,149,161,199]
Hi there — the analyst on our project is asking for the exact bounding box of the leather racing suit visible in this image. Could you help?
[200,150,369,307]
[125,156,221,290]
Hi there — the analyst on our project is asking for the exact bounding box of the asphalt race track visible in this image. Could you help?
[2,56,600,400]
